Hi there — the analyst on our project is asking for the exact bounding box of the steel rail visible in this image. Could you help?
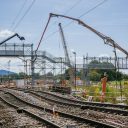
[30,91,128,116]
[0,94,61,128]
[38,90,128,109]
[1,89,117,128]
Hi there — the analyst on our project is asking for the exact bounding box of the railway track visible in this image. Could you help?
[3,88,128,128]
[0,97,49,128]
[12,87,128,110]
[40,91,128,109]
[14,88,128,110]
[0,89,118,128]
[27,91,128,128]
[0,92,61,128]
[30,90,128,116]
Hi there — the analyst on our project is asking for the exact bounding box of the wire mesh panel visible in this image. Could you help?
[82,57,128,69]
[0,43,32,57]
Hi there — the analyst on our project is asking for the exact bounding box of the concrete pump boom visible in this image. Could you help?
[35,12,128,86]
[0,33,25,45]
[36,13,128,59]
[50,13,128,57]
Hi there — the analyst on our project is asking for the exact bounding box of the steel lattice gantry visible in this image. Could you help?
[79,57,128,70]
[0,43,67,86]
[0,43,33,57]
[0,43,35,86]
[1,43,128,87]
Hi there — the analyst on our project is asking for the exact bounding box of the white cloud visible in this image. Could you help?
[98,54,110,58]
[0,58,23,73]
[0,29,14,38]
[70,49,75,53]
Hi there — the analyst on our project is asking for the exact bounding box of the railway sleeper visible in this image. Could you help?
[1,90,120,128]
[0,95,61,128]
[81,105,128,116]
[29,91,128,116]
[37,90,128,110]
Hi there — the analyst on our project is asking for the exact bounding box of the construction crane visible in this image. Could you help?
[58,23,74,85]
[0,33,25,45]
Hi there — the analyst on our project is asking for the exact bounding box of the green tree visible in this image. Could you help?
[88,60,123,81]
[89,70,101,81]
[65,68,70,80]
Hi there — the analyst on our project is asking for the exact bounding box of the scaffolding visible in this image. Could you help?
[0,43,128,87]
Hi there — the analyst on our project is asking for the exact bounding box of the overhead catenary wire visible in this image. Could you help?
[34,0,108,61]
[58,0,83,58]
[54,0,83,60]
[41,0,108,43]
[78,0,108,18]
[12,0,36,31]
[34,0,83,61]
[10,0,28,30]
[49,13,128,57]
[63,0,83,15]
[40,0,83,40]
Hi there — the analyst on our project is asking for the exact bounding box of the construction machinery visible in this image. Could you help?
[58,23,74,85]
[36,13,128,57]
[36,13,128,89]
[49,13,128,72]
[51,13,128,56]
[0,33,25,45]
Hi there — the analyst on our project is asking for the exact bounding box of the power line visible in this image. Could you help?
[63,0,83,15]
[61,0,108,31]
[37,0,83,58]
[10,0,28,30]
[12,0,36,31]
[42,0,83,35]
[34,0,83,54]
[43,0,108,42]
[79,0,108,18]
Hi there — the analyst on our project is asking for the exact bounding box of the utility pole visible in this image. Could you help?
[85,53,90,85]
[8,60,11,86]
[60,57,63,86]
[72,52,76,90]
[83,55,86,85]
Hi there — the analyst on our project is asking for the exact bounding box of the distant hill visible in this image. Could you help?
[0,70,16,76]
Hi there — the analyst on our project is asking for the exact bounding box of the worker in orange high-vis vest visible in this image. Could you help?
[100,72,107,102]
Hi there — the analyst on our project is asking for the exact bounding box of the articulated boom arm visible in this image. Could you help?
[58,23,72,67]
[59,23,74,84]
[36,12,128,61]
[0,33,25,45]
[50,13,128,57]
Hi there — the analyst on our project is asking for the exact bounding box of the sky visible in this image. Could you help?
[0,0,128,73]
